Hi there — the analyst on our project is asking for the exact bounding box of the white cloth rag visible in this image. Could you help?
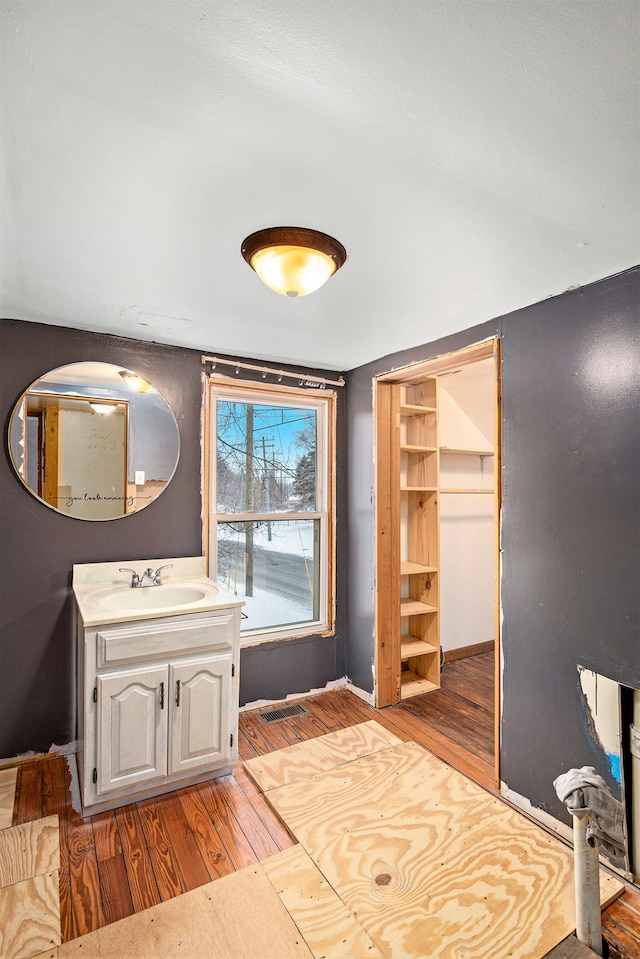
[553,765,626,859]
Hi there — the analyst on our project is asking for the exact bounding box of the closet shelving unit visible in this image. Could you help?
[376,373,499,704]
[397,378,441,699]
[375,374,442,705]
[375,339,500,784]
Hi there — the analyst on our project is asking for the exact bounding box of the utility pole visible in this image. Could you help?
[261,435,273,541]
[245,404,254,596]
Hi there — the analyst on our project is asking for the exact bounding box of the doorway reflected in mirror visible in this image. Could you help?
[8,362,180,520]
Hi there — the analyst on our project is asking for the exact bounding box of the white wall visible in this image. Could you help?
[59,404,126,518]
[438,361,495,446]
[439,358,496,653]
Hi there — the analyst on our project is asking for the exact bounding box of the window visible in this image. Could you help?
[208,381,335,643]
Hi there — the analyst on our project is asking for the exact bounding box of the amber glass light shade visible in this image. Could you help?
[241,227,347,297]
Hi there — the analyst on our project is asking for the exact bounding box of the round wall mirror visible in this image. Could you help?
[8,361,180,520]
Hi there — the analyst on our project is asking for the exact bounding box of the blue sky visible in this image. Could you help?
[217,400,315,472]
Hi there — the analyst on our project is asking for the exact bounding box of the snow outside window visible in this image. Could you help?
[209,382,334,644]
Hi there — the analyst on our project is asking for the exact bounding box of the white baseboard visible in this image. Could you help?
[240,677,377,712]
[241,677,350,712]
[500,783,573,845]
[345,682,375,706]
[0,740,78,769]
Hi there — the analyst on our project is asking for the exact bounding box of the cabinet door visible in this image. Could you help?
[169,654,232,774]
[97,665,168,794]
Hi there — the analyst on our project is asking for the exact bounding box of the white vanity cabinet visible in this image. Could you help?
[77,605,241,816]
[168,653,233,773]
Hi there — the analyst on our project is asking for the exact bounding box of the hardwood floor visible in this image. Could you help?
[8,652,640,957]
[398,650,495,788]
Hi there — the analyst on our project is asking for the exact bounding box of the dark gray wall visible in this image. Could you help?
[500,269,640,817]
[240,633,344,706]
[345,267,640,823]
[0,319,346,758]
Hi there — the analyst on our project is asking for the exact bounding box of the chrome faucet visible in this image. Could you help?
[148,564,173,586]
[119,564,174,588]
[119,567,142,587]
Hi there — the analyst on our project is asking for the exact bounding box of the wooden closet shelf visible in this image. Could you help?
[400,485,438,492]
[440,447,494,456]
[401,637,439,658]
[400,562,438,575]
[399,404,437,415]
[400,444,437,453]
[401,672,439,698]
[400,599,437,617]
[440,488,494,494]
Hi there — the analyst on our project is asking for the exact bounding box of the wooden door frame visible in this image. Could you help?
[374,337,502,786]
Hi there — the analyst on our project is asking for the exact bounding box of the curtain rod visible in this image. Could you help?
[201,355,345,388]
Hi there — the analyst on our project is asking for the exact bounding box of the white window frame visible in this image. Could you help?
[207,378,335,646]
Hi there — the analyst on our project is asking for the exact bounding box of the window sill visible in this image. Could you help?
[240,622,334,648]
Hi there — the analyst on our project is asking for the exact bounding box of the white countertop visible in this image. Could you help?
[73,556,244,627]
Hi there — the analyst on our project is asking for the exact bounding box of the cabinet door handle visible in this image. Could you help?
[175,680,181,707]
[160,681,165,710]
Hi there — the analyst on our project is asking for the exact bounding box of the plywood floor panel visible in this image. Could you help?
[0,815,60,888]
[8,680,635,959]
[377,698,495,789]
[264,730,623,959]
[262,844,384,958]
[0,766,18,829]
[232,762,296,850]
[57,865,313,959]
[0,871,61,959]
[244,719,402,792]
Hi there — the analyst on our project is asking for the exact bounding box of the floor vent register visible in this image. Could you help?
[257,703,309,724]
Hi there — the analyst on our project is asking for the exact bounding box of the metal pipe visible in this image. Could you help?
[202,354,345,388]
[573,814,603,955]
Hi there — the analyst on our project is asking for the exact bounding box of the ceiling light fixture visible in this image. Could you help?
[241,226,347,297]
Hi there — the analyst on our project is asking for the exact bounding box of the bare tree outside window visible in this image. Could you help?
[216,401,315,513]
[212,393,328,635]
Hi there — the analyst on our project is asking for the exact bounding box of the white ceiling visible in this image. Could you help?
[1,1,638,372]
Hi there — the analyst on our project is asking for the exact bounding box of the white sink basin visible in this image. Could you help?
[73,560,242,627]
[94,584,212,611]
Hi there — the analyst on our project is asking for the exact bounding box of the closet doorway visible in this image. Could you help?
[374,339,501,787]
